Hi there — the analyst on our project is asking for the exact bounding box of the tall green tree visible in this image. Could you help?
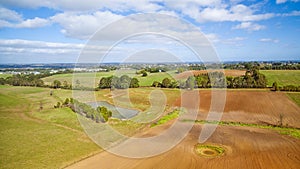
[96,106,112,122]
[186,76,195,89]
[53,80,61,88]
[161,78,171,88]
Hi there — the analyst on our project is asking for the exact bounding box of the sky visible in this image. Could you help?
[0,0,299,63]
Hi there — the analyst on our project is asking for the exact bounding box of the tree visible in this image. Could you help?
[272,82,279,91]
[170,81,178,88]
[118,75,131,89]
[186,76,195,89]
[97,106,112,122]
[54,102,61,108]
[152,81,161,87]
[161,78,171,88]
[63,98,70,105]
[63,80,69,89]
[53,80,61,88]
[130,78,139,88]
[142,71,148,77]
[279,114,284,127]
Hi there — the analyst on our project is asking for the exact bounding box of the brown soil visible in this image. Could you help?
[66,90,300,169]
[66,125,300,169]
[173,90,300,128]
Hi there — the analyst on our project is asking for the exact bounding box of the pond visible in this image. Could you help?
[87,101,139,120]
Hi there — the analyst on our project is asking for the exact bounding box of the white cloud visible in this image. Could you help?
[14,17,50,28]
[0,39,84,54]
[0,7,50,28]
[276,0,300,4]
[51,11,123,39]
[0,7,22,21]
[205,33,219,43]
[233,22,265,31]
[259,38,279,43]
[195,4,274,22]
[281,10,300,16]
[0,0,162,12]
[276,0,287,4]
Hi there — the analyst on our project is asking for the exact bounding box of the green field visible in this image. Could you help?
[0,86,100,169]
[260,70,300,87]
[42,70,177,87]
[0,73,12,78]
[287,93,300,107]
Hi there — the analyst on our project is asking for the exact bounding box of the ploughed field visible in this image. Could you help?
[68,89,300,169]
[173,90,300,128]
[68,125,300,169]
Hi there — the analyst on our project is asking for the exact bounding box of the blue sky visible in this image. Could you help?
[0,0,299,63]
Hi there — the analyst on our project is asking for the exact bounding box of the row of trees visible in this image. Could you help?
[0,74,44,87]
[152,67,267,89]
[61,98,112,123]
[99,75,139,89]
[226,68,267,88]
[272,82,300,92]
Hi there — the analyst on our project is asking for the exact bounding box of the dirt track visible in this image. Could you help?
[66,90,300,169]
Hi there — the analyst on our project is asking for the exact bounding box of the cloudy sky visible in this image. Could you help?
[0,0,299,63]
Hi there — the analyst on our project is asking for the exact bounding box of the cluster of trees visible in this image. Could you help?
[261,63,300,70]
[224,62,300,70]
[0,74,44,87]
[136,69,148,77]
[272,82,300,92]
[54,98,74,108]
[152,72,227,89]
[152,78,178,88]
[99,75,139,89]
[63,98,112,123]
[226,68,267,88]
[152,67,266,89]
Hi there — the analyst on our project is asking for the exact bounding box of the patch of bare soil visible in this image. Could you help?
[66,125,300,169]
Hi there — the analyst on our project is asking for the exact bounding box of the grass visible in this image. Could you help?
[194,144,225,158]
[42,70,178,87]
[150,109,181,127]
[136,71,177,87]
[0,73,12,78]
[108,118,146,136]
[286,92,300,107]
[260,70,300,87]
[0,86,101,169]
[187,119,300,139]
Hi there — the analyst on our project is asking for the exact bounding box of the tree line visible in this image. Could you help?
[152,67,267,89]
[0,74,44,87]
[55,97,112,123]
[98,75,139,89]
[272,82,300,92]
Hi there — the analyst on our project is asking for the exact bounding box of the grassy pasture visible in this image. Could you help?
[0,86,100,169]
[42,70,178,87]
[0,73,12,78]
[1,83,300,168]
[260,70,300,87]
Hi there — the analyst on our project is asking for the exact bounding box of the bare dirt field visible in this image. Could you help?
[173,90,300,128]
[67,124,300,169]
[175,70,246,79]
[66,90,300,169]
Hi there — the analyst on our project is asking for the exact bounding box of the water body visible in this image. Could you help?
[87,101,139,119]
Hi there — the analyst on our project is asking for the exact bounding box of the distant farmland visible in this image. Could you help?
[42,70,178,87]
[260,70,300,87]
